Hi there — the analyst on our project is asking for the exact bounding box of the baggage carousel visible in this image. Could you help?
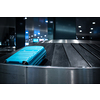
[0,40,100,84]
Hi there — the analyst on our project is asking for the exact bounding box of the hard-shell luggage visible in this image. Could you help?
[5,46,46,65]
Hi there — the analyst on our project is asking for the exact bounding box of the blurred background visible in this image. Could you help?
[0,17,100,48]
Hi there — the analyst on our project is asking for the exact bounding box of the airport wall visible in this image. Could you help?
[54,17,76,39]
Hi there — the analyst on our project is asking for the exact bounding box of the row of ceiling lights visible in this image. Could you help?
[29,34,47,38]
[78,21,96,33]
[25,17,53,24]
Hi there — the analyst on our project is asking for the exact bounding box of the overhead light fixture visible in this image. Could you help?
[31,35,33,37]
[26,32,28,34]
[38,33,40,35]
[90,31,92,33]
[34,34,36,36]
[45,20,48,23]
[0,42,1,45]
[90,28,93,30]
[37,37,39,38]
[79,30,82,32]
[38,25,41,27]
[44,35,46,37]
[41,36,43,38]
[78,26,81,28]
[50,21,53,23]
[92,22,95,24]
[82,37,84,39]
[25,17,27,19]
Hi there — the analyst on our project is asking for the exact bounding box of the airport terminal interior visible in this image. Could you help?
[0,17,100,84]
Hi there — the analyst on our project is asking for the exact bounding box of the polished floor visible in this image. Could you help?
[46,39,100,44]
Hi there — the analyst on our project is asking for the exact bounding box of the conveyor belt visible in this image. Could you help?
[0,43,100,67]
[72,44,100,67]
[63,43,89,67]
[88,44,100,52]
[80,44,100,59]
[51,44,70,67]
[95,44,100,48]
[40,43,55,66]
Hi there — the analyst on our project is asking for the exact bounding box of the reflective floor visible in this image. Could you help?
[46,39,100,44]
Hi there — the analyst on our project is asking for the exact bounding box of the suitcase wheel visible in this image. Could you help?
[22,61,28,65]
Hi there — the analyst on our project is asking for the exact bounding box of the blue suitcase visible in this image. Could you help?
[5,46,46,65]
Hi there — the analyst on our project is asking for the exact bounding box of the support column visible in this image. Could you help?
[16,17,25,49]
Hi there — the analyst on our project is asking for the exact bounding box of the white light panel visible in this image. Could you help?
[25,17,27,19]
[90,31,92,33]
[92,22,95,24]
[90,28,93,30]
[78,26,81,28]
[31,35,33,37]
[34,34,36,36]
[82,37,84,39]
[50,21,53,23]
[79,30,82,32]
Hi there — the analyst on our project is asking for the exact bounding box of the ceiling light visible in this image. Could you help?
[82,37,84,39]
[79,30,82,32]
[38,25,41,27]
[50,21,53,23]
[38,33,40,35]
[92,22,95,24]
[25,17,27,19]
[90,31,92,33]
[41,36,43,38]
[45,20,48,23]
[90,28,93,30]
[44,35,46,37]
[34,34,36,36]
[31,35,33,37]
[78,26,81,28]
[37,37,39,38]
